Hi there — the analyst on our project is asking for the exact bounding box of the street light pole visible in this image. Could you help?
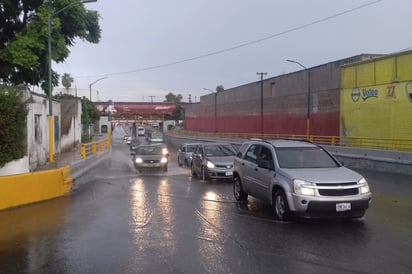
[257,72,267,135]
[47,0,97,163]
[286,59,310,138]
[89,77,107,102]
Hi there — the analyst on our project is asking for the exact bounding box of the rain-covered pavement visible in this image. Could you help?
[0,127,411,273]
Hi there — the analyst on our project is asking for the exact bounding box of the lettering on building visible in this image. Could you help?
[362,88,379,101]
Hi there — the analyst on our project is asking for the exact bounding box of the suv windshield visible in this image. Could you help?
[276,147,339,168]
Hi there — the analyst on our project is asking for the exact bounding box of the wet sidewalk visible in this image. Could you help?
[35,145,83,171]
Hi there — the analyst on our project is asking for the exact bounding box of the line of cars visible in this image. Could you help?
[177,139,372,221]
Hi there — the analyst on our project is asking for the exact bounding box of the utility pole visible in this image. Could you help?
[149,96,155,103]
[257,72,267,135]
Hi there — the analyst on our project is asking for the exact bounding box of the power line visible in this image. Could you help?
[77,0,382,79]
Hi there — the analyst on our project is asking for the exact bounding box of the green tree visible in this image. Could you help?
[216,85,224,92]
[0,87,28,167]
[0,0,101,95]
[80,96,100,126]
[61,73,74,93]
[164,92,183,104]
[164,92,184,121]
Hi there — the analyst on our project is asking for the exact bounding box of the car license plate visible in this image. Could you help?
[225,171,233,176]
[336,202,351,212]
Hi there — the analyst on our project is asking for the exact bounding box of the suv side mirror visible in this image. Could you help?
[236,152,242,158]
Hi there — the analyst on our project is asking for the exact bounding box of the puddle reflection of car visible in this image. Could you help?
[191,142,237,181]
[131,144,169,172]
[177,143,200,167]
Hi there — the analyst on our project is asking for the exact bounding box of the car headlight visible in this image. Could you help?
[162,148,169,156]
[206,161,215,168]
[160,157,168,163]
[292,179,315,196]
[358,177,370,194]
[135,157,143,164]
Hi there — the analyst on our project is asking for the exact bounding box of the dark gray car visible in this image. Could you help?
[131,144,169,172]
[191,142,237,181]
[233,139,372,220]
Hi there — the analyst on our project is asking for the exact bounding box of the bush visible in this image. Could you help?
[0,87,28,167]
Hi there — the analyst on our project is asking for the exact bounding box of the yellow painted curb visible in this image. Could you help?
[0,165,73,211]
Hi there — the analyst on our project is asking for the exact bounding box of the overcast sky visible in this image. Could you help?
[50,0,412,103]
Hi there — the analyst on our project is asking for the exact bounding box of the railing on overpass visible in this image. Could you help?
[170,131,412,152]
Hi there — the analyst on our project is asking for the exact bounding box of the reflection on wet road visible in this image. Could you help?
[0,127,411,273]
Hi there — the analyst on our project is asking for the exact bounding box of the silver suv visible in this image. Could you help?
[233,139,372,220]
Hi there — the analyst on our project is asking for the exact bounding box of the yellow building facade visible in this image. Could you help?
[341,50,412,143]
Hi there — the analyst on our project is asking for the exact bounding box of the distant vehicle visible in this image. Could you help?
[191,142,237,181]
[233,139,372,221]
[137,126,145,136]
[131,143,169,172]
[124,136,133,144]
[177,143,200,167]
[148,131,164,144]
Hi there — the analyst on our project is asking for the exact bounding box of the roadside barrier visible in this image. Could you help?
[0,166,72,211]
[170,131,412,152]
[81,132,111,159]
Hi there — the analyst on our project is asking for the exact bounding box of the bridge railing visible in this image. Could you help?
[81,132,111,159]
[170,131,412,152]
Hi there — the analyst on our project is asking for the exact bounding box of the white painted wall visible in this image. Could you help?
[60,99,82,152]
[26,92,61,171]
[0,90,82,174]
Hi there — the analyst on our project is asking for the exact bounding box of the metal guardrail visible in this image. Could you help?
[170,131,412,152]
[81,134,111,159]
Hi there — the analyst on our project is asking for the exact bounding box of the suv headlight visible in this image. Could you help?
[160,157,168,163]
[135,157,143,164]
[292,179,315,196]
[206,161,215,168]
[162,148,169,156]
[358,177,370,194]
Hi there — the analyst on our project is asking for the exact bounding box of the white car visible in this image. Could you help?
[137,127,145,136]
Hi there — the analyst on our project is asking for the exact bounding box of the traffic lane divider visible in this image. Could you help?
[0,166,73,211]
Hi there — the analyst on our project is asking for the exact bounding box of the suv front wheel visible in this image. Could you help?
[233,175,248,201]
[273,190,292,221]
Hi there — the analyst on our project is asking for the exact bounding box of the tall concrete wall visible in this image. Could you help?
[184,54,381,136]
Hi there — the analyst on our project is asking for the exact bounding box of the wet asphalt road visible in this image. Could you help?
[0,128,411,274]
